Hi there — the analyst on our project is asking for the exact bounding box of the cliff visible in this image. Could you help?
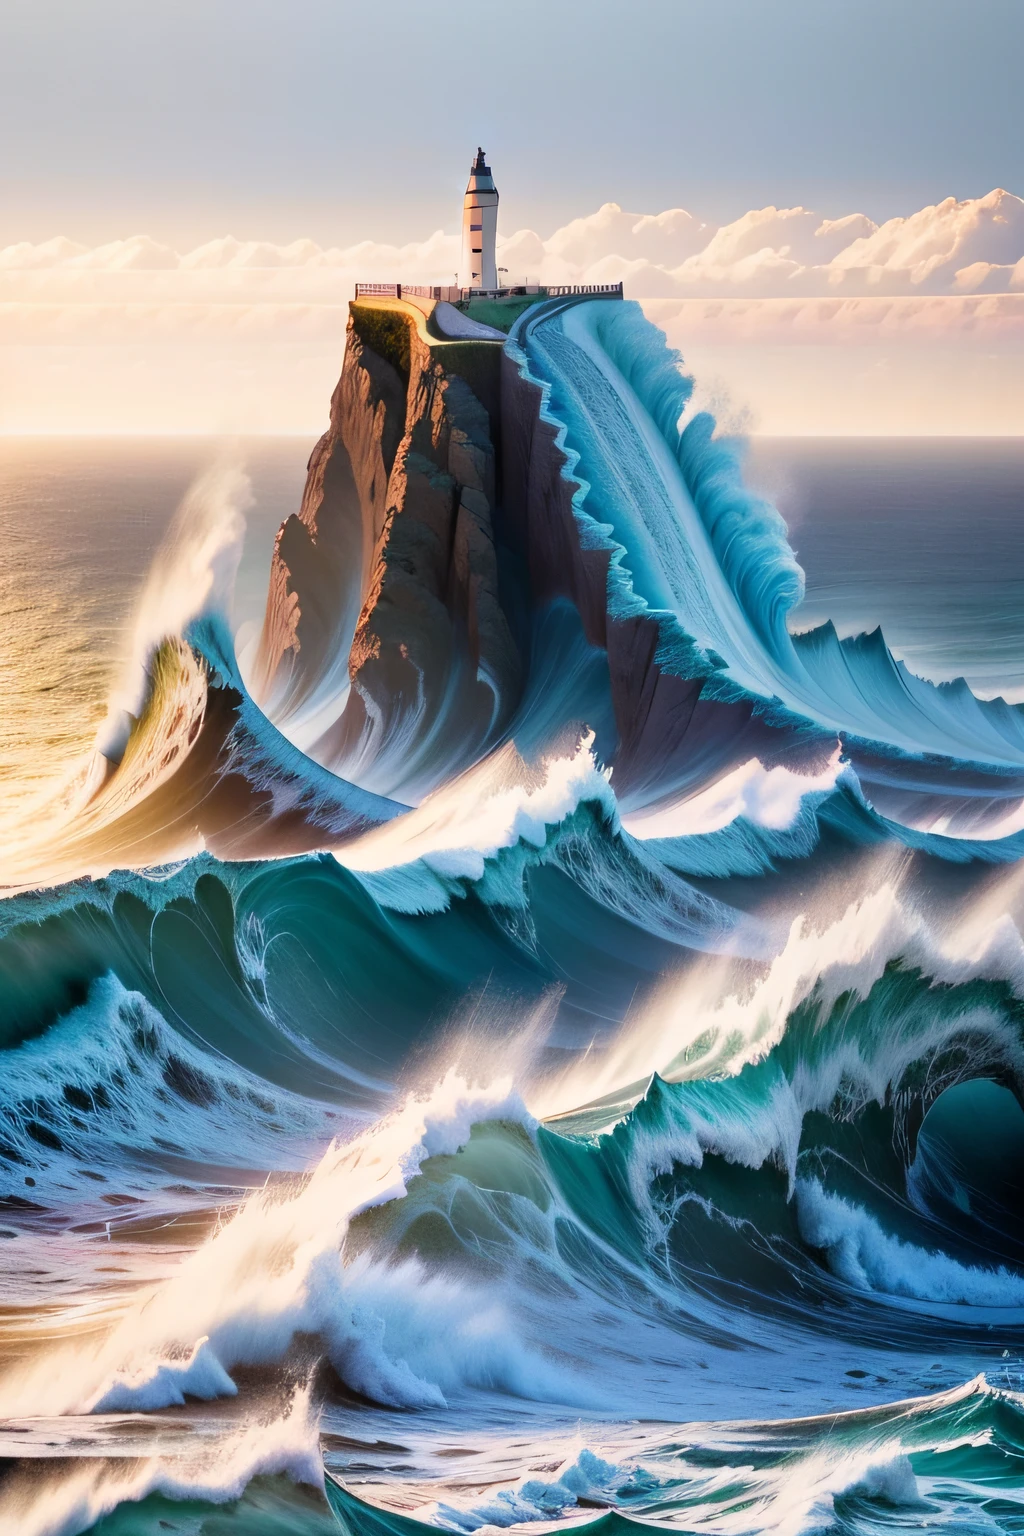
[254,297,520,801]
[254,288,819,821]
[45,289,821,885]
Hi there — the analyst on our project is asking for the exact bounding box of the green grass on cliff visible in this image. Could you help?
[348,296,502,433]
[350,305,412,382]
[460,295,545,332]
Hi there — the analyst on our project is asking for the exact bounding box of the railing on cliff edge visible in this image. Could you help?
[353,282,624,302]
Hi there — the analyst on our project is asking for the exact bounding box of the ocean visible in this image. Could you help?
[7,435,1023,834]
[1,302,1023,1536]
[753,437,1024,700]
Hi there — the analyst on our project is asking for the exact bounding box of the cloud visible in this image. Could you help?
[1,189,1022,305]
[541,201,712,270]
[0,301,349,344]
[0,236,88,270]
[66,236,179,271]
[645,292,1024,346]
[953,258,1024,293]
[180,236,336,270]
[1,190,1022,433]
[827,188,1024,287]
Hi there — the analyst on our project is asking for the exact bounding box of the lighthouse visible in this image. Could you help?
[460,147,498,290]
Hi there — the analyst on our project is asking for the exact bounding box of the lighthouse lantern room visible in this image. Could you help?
[460,147,498,290]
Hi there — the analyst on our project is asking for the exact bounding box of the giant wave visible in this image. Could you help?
[1,292,1023,1534]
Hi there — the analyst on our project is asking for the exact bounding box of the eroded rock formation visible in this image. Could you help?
[255,302,520,801]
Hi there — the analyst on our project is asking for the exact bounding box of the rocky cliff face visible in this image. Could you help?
[254,302,520,801]
[255,324,405,727]
[255,291,802,819]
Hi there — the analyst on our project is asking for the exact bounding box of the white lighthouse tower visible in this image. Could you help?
[460,147,499,290]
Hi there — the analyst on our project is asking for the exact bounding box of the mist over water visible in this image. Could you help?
[1,299,1024,1536]
[0,438,310,837]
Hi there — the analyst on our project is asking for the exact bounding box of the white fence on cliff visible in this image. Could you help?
[353,282,624,302]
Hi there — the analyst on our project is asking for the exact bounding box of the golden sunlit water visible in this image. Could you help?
[0,438,310,881]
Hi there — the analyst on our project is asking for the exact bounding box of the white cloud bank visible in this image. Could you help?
[1,189,1022,434]
[4,187,1023,298]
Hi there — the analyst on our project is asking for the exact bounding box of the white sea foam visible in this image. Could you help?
[0,1071,583,1420]
[0,973,330,1220]
[0,456,253,890]
[429,1447,649,1531]
[535,879,1024,1136]
[776,1451,926,1536]
[422,1437,929,1536]
[97,457,251,762]
[337,735,615,886]
[796,1178,1024,1307]
[89,1334,238,1412]
[0,1384,320,1536]
[621,748,844,839]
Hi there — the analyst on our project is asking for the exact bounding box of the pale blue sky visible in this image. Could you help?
[2,0,1022,244]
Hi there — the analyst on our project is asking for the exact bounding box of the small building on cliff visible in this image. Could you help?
[461,147,499,290]
[353,149,623,309]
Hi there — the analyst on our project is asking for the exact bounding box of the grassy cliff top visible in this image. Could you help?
[459,295,545,332]
[349,293,504,422]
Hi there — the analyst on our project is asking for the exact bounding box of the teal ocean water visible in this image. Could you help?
[1,302,1024,1536]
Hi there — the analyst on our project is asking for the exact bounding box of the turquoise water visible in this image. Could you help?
[1,316,1024,1536]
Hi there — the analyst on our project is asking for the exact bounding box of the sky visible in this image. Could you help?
[1,0,1022,433]
[3,0,1022,244]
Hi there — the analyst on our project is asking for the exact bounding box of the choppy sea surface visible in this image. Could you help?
[6,436,1024,821]
[753,437,1024,700]
[1,337,1024,1536]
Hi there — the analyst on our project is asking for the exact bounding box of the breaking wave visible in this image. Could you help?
[3,294,1024,1532]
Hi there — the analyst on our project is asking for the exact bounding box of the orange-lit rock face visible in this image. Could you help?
[255,302,519,802]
